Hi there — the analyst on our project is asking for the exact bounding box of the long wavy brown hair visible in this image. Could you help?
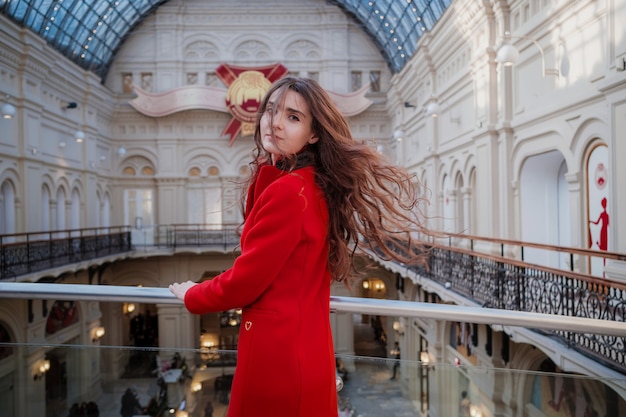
[244,76,431,283]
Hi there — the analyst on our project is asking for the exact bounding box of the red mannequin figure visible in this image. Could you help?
[589,197,609,251]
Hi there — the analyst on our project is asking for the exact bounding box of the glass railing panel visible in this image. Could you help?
[1,285,625,417]
[337,355,626,417]
[2,342,625,417]
[0,343,239,417]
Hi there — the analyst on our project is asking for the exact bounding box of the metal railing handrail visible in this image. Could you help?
[0,282,624,337]
[416,244,626,289]
[0,225,131,242]
[434,231,626,261]
[3,224,621,259]
[2,224,622,281]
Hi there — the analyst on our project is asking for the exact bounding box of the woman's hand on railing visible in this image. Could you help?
[168,281,197,301]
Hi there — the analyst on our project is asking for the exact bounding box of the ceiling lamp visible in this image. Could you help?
[2,95,16,119]
[75,130,85,143]
[92,326,106,342]
[496,31,560,77]
[495,43,520,67]
[425,102,440,118]
[33,359,51,381]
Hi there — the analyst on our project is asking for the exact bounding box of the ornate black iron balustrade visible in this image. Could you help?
[409,246,626,374]
[168,225,240,249]
[0,228,132,280]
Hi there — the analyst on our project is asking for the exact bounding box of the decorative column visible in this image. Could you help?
[606,101,626,282]
[100,301,125,381]
[220,176,242,225]
[330,282,354,370]
[157,303,197,360]
[462,187,472,236]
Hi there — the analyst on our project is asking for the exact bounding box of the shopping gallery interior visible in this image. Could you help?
[1,0,625,416]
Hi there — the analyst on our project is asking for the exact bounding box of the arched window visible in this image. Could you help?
[70,188,80,229]
[442,175,455,233]
[102,193,111,227]
[0,181,16,236]
[56,188,67,231]
[455,172,465,234]
[42,184,51,231]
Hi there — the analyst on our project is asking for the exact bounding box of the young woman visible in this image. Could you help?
[169,77,429,417]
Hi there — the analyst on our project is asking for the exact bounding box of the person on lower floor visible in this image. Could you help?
[120,386,143,417]
[390,342,401,380]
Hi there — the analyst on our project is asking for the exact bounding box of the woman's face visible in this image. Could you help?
[260,89,318,163]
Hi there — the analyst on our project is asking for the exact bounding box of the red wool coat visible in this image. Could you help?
[184,165,338,417]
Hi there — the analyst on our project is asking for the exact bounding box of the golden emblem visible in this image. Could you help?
[226,71,272,137]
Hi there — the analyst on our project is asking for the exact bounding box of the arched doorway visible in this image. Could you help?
[520,150,570,269]
[0,321,15,417]
[354,276,390,358]
[122,303,159,378]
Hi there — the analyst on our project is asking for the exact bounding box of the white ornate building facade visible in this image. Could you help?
[0,0,625,416]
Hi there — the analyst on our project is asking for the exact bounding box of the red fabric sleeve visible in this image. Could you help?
[184,174,306,314]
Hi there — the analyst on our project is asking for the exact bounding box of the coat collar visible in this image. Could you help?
[245,165,314,216]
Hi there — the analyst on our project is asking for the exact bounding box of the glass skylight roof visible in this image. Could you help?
[0,0,167,78]
[330,0,453,72]
[0,0,452,80]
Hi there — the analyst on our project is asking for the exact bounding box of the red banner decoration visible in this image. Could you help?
[216,64,288,145]
[128,64,374,147]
